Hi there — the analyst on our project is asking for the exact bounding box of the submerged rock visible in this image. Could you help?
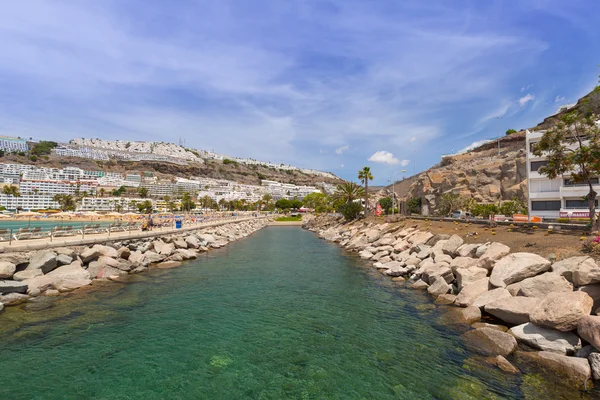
[461,327,517,357]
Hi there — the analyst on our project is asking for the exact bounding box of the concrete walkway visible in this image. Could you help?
[0,216,265,253]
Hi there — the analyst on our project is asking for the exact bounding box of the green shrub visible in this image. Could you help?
[505,129,517,135]
[340,201,363,221]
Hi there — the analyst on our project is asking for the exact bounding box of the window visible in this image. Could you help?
[530,161,548,172]
[531,201,561,211]
[565,199,599,208]
[564,178,599,186]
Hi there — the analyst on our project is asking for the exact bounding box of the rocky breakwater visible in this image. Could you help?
[0,218,269,312]
[304,215,600,391]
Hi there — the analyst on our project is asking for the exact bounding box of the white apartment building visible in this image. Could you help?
[19,179,98,196]
[526,129,600,220]
[0,136,29,153]
[79,197,149,211]
[0,194,59,210]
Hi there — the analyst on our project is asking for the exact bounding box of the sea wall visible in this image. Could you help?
[0,217,271,313]
[304,214,600,391]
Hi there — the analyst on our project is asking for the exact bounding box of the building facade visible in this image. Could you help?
[526,129,600,220]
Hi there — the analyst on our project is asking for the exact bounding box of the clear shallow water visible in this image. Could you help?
[0,227,587,399]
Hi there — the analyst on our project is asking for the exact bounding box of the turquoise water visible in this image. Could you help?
[0,227,586,399]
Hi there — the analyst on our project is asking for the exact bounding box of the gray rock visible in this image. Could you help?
[572,258,600,286]
[477,242,511,269]
[185,235,200,249]
[91,244,118,259]
[143,251,165,264]
[410,280,429,290]
[27,251,58,274]
[54,247,77,259]
[406,231,433,246]
[577,315,600,351]
[530,291,593,332]
[456,243,479,258]
[46,262,92,292]
[485,296,541,325]
[131,266,148,274]
[56,254,73,266]
[489,253,551,288]
[173,239,188,249]
[0,280,29,294]
[0,292,29,306]
[440,306,481,325]
[576,345,598,358]
[509,323,581,355]
[455,266,488,291]
[425,233,450,246]
[117,247,131,260]
[435,293,456,305]
[427,278,451,297]
[12,269,43,281]
[0,261,16,279]
[450,257,478,272]
[589,353,600,380]
[472,288,512,309]
[517,351,591,388]
[80,247,103,263]
[552,256,597,283]
[514,272,573,298]
[461,328,517,357]
[358,250,373,260]
[0,253,30,268]
[442,235,464,256]
[475,242,491,258]
[455,278,490,307]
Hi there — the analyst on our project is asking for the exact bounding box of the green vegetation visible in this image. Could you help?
[378,197,393,214]
[53,194,76,211]
[302,192,332,213]
[275,198,302,210]
[340,201,363,221]
[223,158,239,166]
[470,203,498,218]
[138,187,149,198]
[358,166,373,213]
[30,141,58,156]
[406,197,422,214]
[0,149,5,157]
[111,186,127,197]
[533,106,600,229]
[137,200,153,213]
[505,129,517,135]
[275,215,302,222]
[3,185,20,198]
[181,192,196,211]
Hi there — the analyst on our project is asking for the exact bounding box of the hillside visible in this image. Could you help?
[0,153,344,187]
[383,85,600,214]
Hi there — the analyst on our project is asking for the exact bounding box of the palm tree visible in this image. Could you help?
[358,166,373,212]
[333,182,365,204]
[99,188,106,198]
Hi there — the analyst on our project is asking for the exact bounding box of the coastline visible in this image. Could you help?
[0,216,272,315]
[303,214,600,392]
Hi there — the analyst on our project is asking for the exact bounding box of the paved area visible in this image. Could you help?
[0,216,264,253]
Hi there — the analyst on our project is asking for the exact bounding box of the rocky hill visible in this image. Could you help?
[383,85,600,214]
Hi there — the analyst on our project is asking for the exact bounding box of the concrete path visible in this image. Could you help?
[0,216,265,253]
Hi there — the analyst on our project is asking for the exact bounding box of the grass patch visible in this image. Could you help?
[275,215,302,222]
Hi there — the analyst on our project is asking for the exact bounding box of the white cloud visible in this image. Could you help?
[518,93,535,106]
[555,95,565,102]
[521,84,533,92]
[409,136,417,142]
[335,145,349,154]
[368,151,408,165]
[457,139,493,154]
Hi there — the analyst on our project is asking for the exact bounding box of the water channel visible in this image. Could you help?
[0,227,587,399]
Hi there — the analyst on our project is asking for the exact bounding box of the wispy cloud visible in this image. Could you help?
[555,95,565,102]
[519,93,535,106]
[335,145,349,155]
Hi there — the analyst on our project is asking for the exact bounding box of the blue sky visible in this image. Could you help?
[1,0,599,184]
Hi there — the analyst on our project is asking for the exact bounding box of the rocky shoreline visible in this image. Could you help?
[304,215,600,391]
[0,217,270,313]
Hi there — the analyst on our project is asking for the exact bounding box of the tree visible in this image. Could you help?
[138,187,149,198]
[333,182,365,205]
[505,129,517,135]
[181,192,196,211]
[275,198,291,210]
[262,194,274,210]
[378,197,393,214]
[358,166,373,212]
[533,110,600,229]
[53,194,76,211]
[302,192,331,212]
[437,193,463,216]
[99,188,106,198]
[3,185,21,198]
[137,200,153,213]
[340,201,363,221]
[406,197,422,214]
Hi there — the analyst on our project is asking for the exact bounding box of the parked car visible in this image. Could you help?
[451,210,471,219]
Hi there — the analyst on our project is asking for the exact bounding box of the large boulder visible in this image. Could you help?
[421,263,454,285]
[364,229,381,243]
[175,249,198,260]
[12,269,43,281]
[152,240,175,256]
[406,231,433,246]
[509,323,581,355]
[512,272,573,298]
[472,288,512,309]
[530,291,593,332]
[91,244,118,259]
[572,258,600,286]
[80,247,103,263]
[456,243,479,258]
[0,280,28,294]
[0,292,29,306]
[117,247,131,260]
[21,275,53,295]
[577,315,600,351]
[185,235,200,249]
[485,296,541,325]
[56,254,73,266]
[589,353,600,381]
[450,257,478,272]
[26,251,58,274]
[46,261,92,292]
[455,266,488,291]
[0,262,16,279]
[461,328,517,357]
[173,239,188,249]
[358,250,373,260]
[442,235,464,256]
[55,247,77,259]
[440,306,481,325]
[577,284,600,311]
[455,278,490,307]
[552,256,597,284]
[156,261,182,269]
[517,351,591,389]
[143,251,165,264]
[489,253,551,288]
[427,278,451,297]
[477,243,511,269]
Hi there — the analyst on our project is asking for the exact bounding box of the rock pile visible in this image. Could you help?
[305,215,600,389]
[0,218,269,310]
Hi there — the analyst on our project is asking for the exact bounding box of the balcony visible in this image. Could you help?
[560,184,599,197]
[529,191,560,199]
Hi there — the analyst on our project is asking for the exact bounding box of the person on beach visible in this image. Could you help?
[148,215,154,231]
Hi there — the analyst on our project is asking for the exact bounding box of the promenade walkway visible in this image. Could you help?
[0,216,265,253]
